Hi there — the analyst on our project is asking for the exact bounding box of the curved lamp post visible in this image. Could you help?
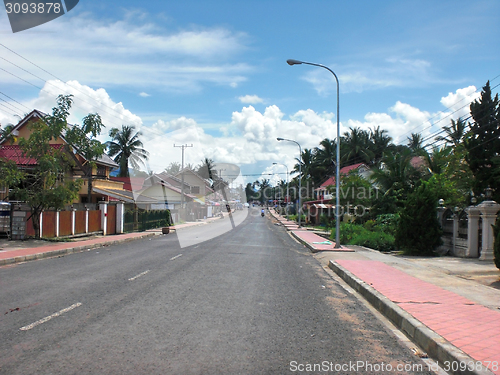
[273,162,289,219]
[287,58,341,248]
[277,137,302,227]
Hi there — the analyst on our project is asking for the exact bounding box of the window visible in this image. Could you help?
[191,186,200,194]
[96,166,106,177]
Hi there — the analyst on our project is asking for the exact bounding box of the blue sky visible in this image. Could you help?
[1,0,499,185]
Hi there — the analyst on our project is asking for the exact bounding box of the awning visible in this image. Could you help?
[92,187,157,204]
[312,204,334,209]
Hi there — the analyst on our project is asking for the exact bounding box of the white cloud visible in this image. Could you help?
[439,85,478,120]
[139,92,151,97]
[0,80,142,142]
[238,95,264,104]
[0,11,252,93]
[301,57,439,95]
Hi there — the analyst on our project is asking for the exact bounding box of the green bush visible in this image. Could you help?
[350,230,395,252]
[330,221,395,251]
[395,181,442,255]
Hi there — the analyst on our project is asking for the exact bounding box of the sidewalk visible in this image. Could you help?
[0,213,229,266]
[270,211,500,375]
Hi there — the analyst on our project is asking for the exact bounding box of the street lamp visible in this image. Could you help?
[277,137,302,227]
[287,58,341,248]
[273,162,289,220]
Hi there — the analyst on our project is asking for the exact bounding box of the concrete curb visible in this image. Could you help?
[0,233,156,266]
[328,260,495,375]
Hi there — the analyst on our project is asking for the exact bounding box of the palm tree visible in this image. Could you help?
[341,127,373,166]
[407,133,426,156]
[196,158,217,179]
[370,148,422,203]
[436,118,467,147]
[165,162,181,175]
[369,126,393,165]
[106,125,149,177]
[314,138,337,177]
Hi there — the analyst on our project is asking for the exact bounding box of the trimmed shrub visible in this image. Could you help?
[395,181,442,255]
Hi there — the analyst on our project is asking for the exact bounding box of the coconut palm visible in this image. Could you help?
[341,127,373,166]
[407,133,426,156]
[369,126,393,165]
[314,138,337,177]
[196,158,217,179]
[436,118,467,147]
[106,125,149,177]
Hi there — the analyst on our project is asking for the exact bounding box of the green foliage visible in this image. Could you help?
[464,81,500,202]
[395,180,442,255]
[493,215,500,270]
[370,148,423,214]
[2,95,106,238]
[330,220,395,251]
[106,125,149,178]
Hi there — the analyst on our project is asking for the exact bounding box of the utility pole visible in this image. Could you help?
[174,144,193,221]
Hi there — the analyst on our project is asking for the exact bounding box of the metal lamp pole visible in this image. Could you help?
[287,59,341,248]
[277,137,302,227]
[273,162,289,220]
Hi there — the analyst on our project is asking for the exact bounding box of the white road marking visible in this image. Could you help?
[128,270,150,281]
[170,254,183,261]
[20,302,82,331]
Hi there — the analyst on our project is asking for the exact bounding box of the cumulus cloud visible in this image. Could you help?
[238,95,264,104]
[346,86,481,145]
[439,85,478,120]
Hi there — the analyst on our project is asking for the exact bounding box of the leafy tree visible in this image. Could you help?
[256,178,272,204]
[106,125,149,178]
[245,182,259,203]
[165,162,181,175]
[464,81,500,202]
[395,180,442,255]
[3,95,97,238]
[0,123,17,144]
[64,111,106,202]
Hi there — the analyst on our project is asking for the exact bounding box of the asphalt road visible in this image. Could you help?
[0,208,433,374]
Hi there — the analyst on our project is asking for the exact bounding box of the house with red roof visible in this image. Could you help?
[0,109,121,204]
[315,163,372,200]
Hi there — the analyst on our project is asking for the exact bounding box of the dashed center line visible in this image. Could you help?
[170,254,183,261]
[20,302,82,331]
[128,270,150,281]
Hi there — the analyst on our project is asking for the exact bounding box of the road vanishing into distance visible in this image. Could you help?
[0,208,434,374]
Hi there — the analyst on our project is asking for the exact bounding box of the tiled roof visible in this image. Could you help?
[319,163,368,188]
[0,144,65,166]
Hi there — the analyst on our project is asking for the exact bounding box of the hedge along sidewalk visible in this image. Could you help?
[0,232,157,266]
